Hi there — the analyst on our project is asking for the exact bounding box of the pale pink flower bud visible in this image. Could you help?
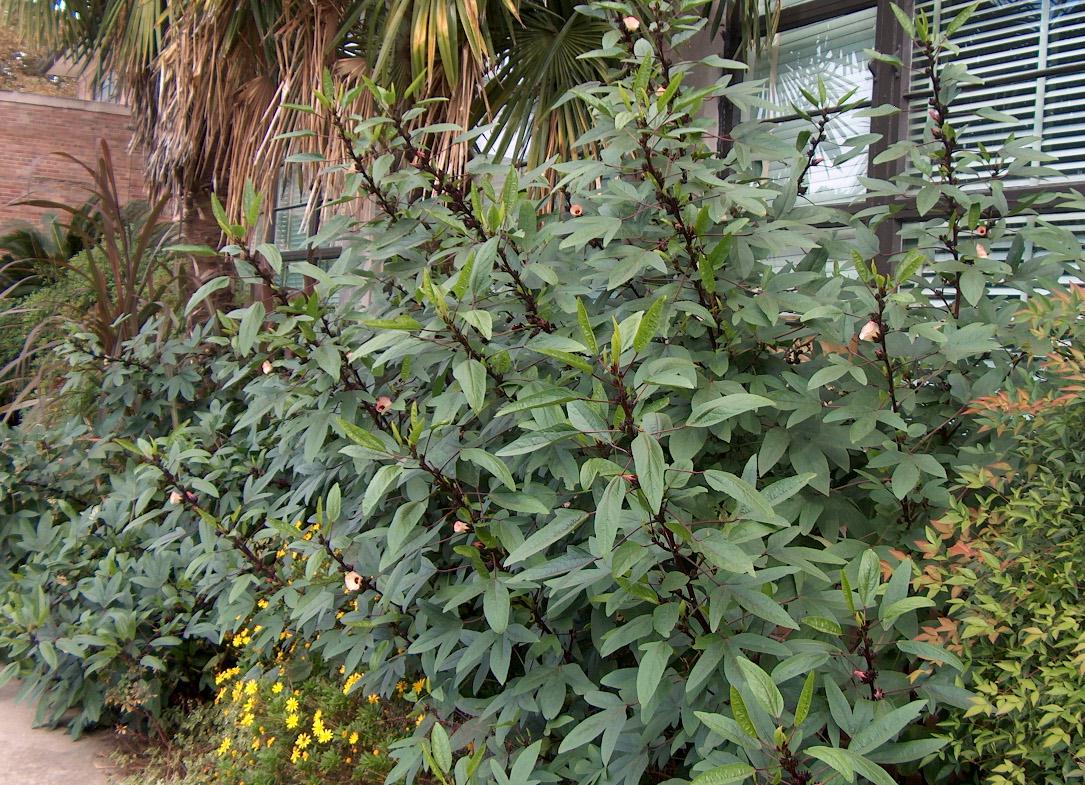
[169,490,183,505]
[928,107,941,123]
[453,520,470,534]
[262,360,273,375]
[859,319,881,342]
[975,244,989,259]
[622,15,640,32]
[344,571,364,592]
[375,395,393,413]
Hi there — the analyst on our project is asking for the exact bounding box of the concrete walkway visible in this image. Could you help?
[0,682,117,785]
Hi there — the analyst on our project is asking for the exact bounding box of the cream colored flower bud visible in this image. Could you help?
[859,319,881,342]
[344,571,363,592]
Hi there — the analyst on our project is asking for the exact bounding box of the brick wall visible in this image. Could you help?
[0,91,150,231]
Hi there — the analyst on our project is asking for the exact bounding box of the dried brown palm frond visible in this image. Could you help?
[0,0,772,226]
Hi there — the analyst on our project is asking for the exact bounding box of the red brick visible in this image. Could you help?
[0,91,151,232]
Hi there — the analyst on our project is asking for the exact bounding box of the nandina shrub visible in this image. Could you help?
[915,289,1085,785]
[2,1,1084,783]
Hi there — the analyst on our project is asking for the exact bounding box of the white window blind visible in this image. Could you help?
[910,0,1085,181]
[272,174,312,252]
[748,8,877,199]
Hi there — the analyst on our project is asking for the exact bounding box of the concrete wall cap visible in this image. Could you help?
[0,90,131,116]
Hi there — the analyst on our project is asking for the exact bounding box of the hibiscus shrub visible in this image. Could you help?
[2,1,1084,783]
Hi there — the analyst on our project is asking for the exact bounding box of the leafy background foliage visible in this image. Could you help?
[1,2,1084,784]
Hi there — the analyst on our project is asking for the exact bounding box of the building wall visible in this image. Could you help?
[0,91,149,231]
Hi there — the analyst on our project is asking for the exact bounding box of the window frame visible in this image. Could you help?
[722,0,1085,268]
[265,170,340,294]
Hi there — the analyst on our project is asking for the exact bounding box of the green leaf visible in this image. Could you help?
[326,483,342,523]
[848,752,898,785]
[690,763,756,785]
[703,471,777,523]
[636,641,672,706]
[896,640,965,671]
[633,297,667,353]
[889,2,914,37]
[504,509,588,566]
[959,268,985,306]
[184,276,231,316]
[688,393,775,428]
[484,579,510,634]
[454,358,487,413]
[361,315,423,330]
[461,448,516,492]
[730,687,757,738]
[879,596,936,628]
[894,249,926,285]
[496,388,578,417]
[731,586,799,630]
[916,184,940,217]
[945,1,980,35]
[576,298,598,354]
[632,432,666,513]
[460,310,493,339]
[559,216,622,250]
[807,746,855,782]
[694,534,755,575]
[363,464,402,516]
[856,550,881,608]
[849,700,927,755]
[313,343,342,381]
[430,723,453,774]
[338,418,386,452]
[802,616,844,635]
[595,476,624,554]
[794,671,816,725]
[236,302,265,356]
[533,348,595,374]
[891,460,920,500]
[737,657,784,718]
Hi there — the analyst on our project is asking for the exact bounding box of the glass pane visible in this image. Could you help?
[910,0,1085,182]
[274,207,309,251]
[748,8,877,199]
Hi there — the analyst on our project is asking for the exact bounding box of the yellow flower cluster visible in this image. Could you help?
[231,626,262,648]
[342,672,362,695]
[215,667,242,686]
[312,709,334,743]
[289,731,313,763]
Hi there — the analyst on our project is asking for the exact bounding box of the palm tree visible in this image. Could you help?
[0,0,768,234]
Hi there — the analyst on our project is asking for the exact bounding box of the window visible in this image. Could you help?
[728,0,1085,259]
[909,0,1085,181]
[271,172,317,254]
[749,7,877,198]
[267,169,339,291]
